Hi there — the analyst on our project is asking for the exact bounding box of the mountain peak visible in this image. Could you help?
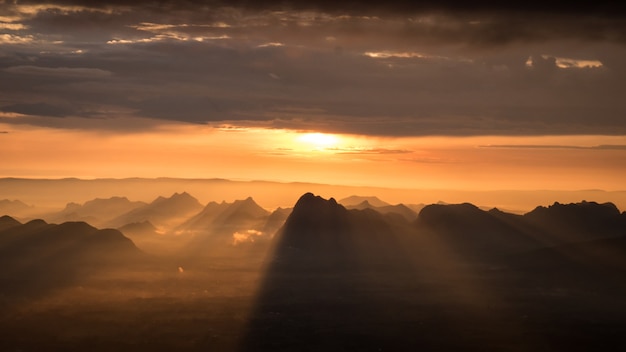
[0,215,21,231]
[284,193,349,237]
[338,195,389,208]
[171,191,193,199]
[294,192,341,210]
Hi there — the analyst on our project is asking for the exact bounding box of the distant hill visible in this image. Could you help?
[179,201,232,231]
[0,199,36,218]
[405,203,426,214]
[338,195,390,208]
[262,207,292,237]
[107,192,203,230]
[184,197,271,249]
[346,200,418,221]
[45,196,147,227]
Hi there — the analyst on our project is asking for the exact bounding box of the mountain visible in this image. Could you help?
[270,193,413,270]
[338,195,390,208]
[0,219,141,296]
[0,215,21,232]
[261,207,292,237]
[45,196,147,227]
[0,199,36,218]
[0,220,139,262]
[346,200,418,221]
[179,201,232,231]
[524,201,625,242]
[244,195,626,352]
[406,203,426,214]
[413,201,626,263]
[107,192,203,230]
[184,197,271,249]
[415,203,542,258]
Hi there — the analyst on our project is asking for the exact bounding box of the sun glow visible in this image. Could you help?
[297,133,340,149]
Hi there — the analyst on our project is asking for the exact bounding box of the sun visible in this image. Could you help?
[297,132,340,149]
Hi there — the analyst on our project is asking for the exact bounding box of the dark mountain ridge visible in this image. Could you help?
[270,193,415,270]
[0,216,142,296]
[268,194,626,270]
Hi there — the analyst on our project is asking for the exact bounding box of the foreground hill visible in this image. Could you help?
[242,193,626,352]
[0,216,142,295]
[269,193,416,270]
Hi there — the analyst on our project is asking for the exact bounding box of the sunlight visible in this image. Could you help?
[297,133,340,149]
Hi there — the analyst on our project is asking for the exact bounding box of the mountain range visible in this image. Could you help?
[1,192,625,351]
[1,192,624,263]
[0,216,141,296]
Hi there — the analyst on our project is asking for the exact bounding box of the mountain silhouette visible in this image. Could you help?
[0,219,141,296]
[0,215,21,231]
[338,195,390,207]
[268,193,415,271]
[107,192,203,230]
[261,207,292,238]
[45,196,147,227]
[0,199,33,218]
[184,197,270,252]
[241,193,626,351]
[346,200,418,221]
[524,201,625,242]
[415,203,542,258]
[179,200,232,231]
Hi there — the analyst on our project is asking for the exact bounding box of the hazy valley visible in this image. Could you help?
[1,185,625,351]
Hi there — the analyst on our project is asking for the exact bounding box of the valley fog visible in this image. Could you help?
[1,190,625,351]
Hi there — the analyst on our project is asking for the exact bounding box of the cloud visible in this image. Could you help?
[0,34,34,44]
[0,1,625,137]
[232,229,264,245]
[1,103,75,118]
[0,23,28,30]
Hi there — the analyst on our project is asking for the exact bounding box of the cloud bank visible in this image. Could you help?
[1,0,625,136]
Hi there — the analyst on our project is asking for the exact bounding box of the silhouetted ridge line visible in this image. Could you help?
[270,193,414,270]
[0,219,142,296]
[0,215,21,231]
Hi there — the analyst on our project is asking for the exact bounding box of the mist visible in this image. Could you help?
[1,186,625,351]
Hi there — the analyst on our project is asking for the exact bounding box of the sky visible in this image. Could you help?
[1,0,626,190]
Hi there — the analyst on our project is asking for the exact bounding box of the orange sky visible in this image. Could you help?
[2,121,625,191]
[1,2,626,193]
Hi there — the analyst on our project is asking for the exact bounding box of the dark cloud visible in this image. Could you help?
[14,0,626,16]
[1,0,625,136]
[1,103,75,117]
